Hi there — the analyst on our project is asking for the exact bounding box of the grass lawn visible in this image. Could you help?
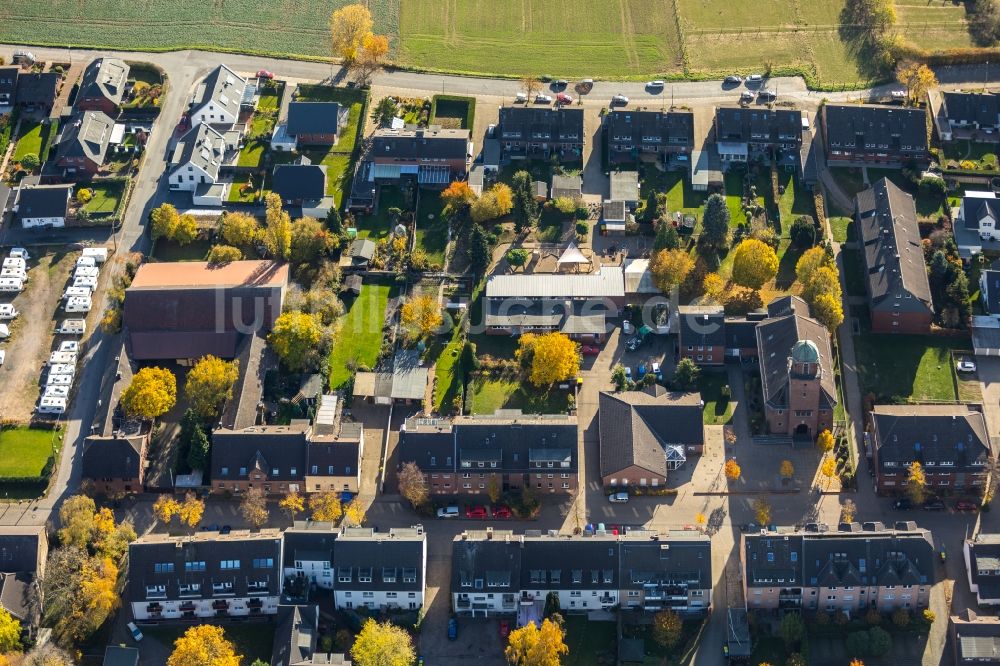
[12,121,42,163]
[700,371,733,426]
[433,338,465,413]
[354,185,411,240]
[430,94,475,130]
[257,83,283,112]
[415,189,448,266]
[145,623,274,666]
[830,216,854,243]
[227,174,261,203]
[152,238,213,262]
[328,282,393,389]
[774,169,813,226]
[562,616,617,666]
[467,376,570,415]
[535,207,566,243]
[82,180,126,215]
[853,334,967,402]
[0,427,55,478]
[297,151,354,206]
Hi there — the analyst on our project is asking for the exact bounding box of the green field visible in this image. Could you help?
[0,0,979,86]
[328,282,393,389]
[853,334,966,402]
[0,427,55,478]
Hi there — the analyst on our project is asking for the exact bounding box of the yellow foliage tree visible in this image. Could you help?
[153,495,180,524]
[731,239,779,290]
[185,355,240,418]
[150,203,180,241]
[795,247,834,286]
[802,265,842,305]
[780,460,794,478]
[268,311,323,371]
[821,457,837,488]
[121,366,177,420]
[343,499,366,527]
[897,61,938,104]
[280,491,305,521]
[309,491,343,522]
[401,294,443,340]
[80,557,119,615]
[649,248,695,293]
[505,618,568,666]
[351,619,415,666]
[816,429,835,454]
[355,33,390,84]
[0,607,20,653]
[724,458,741,481]
[57,495,97,550]
[178,492,205,528]
[262,192,292,260]
[754,498,772,525]
[441,181,476,211]
[652,609,683,648]
[516,332,581,387]
[703,272,727,303]
[812,292,844,332]
[240,487,269,529]
[173,213,198,246]
[906,461,928,504]
[220,211,260,246]
[330,4,375,63]
[167,624,242,666]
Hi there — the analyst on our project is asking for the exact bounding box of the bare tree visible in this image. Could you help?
[398,462,429,508]
[520,76,541,100]
[240,487,269,529]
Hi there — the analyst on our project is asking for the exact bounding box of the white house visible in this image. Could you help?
[13,184,72,229]
[332,526,426,612]
[169,123,229,193]
[189,64,247,129]
[282,524,337,592]
[965,533,1000,606]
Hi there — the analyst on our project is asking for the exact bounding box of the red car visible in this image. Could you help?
[580,345,600,356]
[556,93,574,105]
[257,69,275,79]
[499,620,510,638]
[956,500,979,512]
[466,505,488,519]
[492,505,512,519]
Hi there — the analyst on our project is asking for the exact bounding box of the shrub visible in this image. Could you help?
[19,153,39,170]
[575,221,589,236]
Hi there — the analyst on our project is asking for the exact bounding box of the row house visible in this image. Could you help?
[210,422,364,496]
[742,523,935,616]
[856,178,934,334]
[950,609,1000,666]
[280,523,427,611]
[451,530,711,618]
[965,532,1000,606]
[822,104,929,167]
[714,107,802,163]
[498,107,584,162]
[936,91,1000,143]
[128,531,283,622]
[398,411,578,496]
[677,305,726,367]
[603,109,694,165]
[368,127,471,187]
[869,404,990,496]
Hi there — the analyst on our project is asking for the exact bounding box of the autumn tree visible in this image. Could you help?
[897,61,938,104]
[220,211,260,246]
[802,265,842,305]
[471,183,514,223]
[329,4,374,63]
[780,460,794,478]
[795,246,835,286]
[487,475,502,504]
[401,294,444,340]
[754,498,772,525]
[269,311,324,371]
[820,457,838,489]
[351,619,415,666]
[731,239,779,290]
[262,192,292,260]
[309,491,343,522]
[91,507,136,562]
[240,487,269,529]
[516,332,580,387]
[168,624,242,666]
[343,498,366,527]
[649,248,695,293]
[23,645,75,666]
[121,366,177,420]
[841,499,857,523]
[153,495,180,525]
[178,492,205,528]
[812,292,844,332]
[700,194,731,250]
[355,33,390,85]
[290,216,336,264]
[703,272,727,303]
[185,355,240,418]
[906,461,928,504]
[398,462,430,507]
[173,213,198,246]
[694,512,707,531]
[653,610,683,648]
[58,495,97,550]
[724,459,741,482]
[280,491,305,521]
[505,617,568,666]
[441,180,476,213]
[520,76,541,100]
[816,429,835,454]
[207,244,242,265]
[150,203,180,241]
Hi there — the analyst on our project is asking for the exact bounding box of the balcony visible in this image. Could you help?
[215,609,229,617]
[212,600,230,611]
[181,610,196,620]
[456,598,471,609]
[146,603,163,613]
[247,598,263,609]
[179,602,196,612]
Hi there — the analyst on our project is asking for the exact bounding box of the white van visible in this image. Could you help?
[43,386,69,399]
[436,506,460,519]
[57,319,86,336]
[64,296,92,313]
[48,351,77,366]
[0,278,24,293]
[0,304,17,320]
[76,256,96,269]
[37,397,66,415]
[46,373,72,387]
[0,324,9,339]
[63,287,90,300]
[81,247,108,263]
[73,277,97,291]
[8,248,30,261]
[0,268,26,281]
[75,266,99,279]
[48,364,75,377]
[2,258,25,270]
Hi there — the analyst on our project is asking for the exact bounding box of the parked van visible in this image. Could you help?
[436,506,460,519]
[0,304,17,320]
[57,319,86,336]
[73,277,97,291]
[2,258,25,270]
[0,278,25,293]
[76,256,96,269]
[75,266,99,279]
[46,373,73,387]
[81,247,108,263]
[37,397,66,415]
[8,248,30,261]
[64,296,92,313]
[63,287,90,300]
[48,364,75,377]
[43,386,69,399]
[48,351,77,366]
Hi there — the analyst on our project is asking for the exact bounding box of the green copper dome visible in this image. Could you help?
[790,339,819,364]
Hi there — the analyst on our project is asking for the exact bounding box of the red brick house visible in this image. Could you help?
[75,57,129,116]
[81,435,148,495]
[54,111,115,178]
[677,305,725,366]
[369,127,471,186]
[284,101,347,146]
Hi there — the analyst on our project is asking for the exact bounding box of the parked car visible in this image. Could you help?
[611,94,629,106]
[608,492,629,503]
[57,341,78,353]
[747,74,764,83]
[534,94,553,104]
[437,506,460,519]
[957,360,977,373]
[220,525,232,534]
[0,324,9,339]
[923,498,946,511]
[725,75,743,84]
[637,363,647,379]
[580,345,600,356]
[499,619,510,639]
[466,505,488,519]
[740,91,755,103]
[651,361,663,380]
[448,618,458,641]
[892,498,912,510]
[492,505,512,519]
[0,350,5,366]
[625,336,642,352]
[890,89,906,99]
[257,69,274,79]
[554,79,568,88]
[956,500,979,512]
[556,93,573,104]
[127,622,143,642]
[758,89,777,101]
[622,320,634,335]
[624,366,632,380]
[515,92,528,103]
[646,80,665,89]
[487,123,496,137]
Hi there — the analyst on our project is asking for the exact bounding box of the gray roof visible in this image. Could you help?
[599,386,704,478]
[954,616,1000,665]
[602,200,626,222]
[272,604,327,666]
[605,109,694,150]
[964,194,1000,231]
[79,57,129,106]
[56,111,114,166]
[724,319,760,351]
[273,163,327,201]
[192,64,247,120]
[824,104,928,158]
[15,72,59,107]
[856,178,933,310]
[349,239,376,261]
[944,91,1000,128]
[620,533,712,590]
[766,295,809,318]
[610,171,640,203]
[103,646,139,666]
[372,127,469,161]
[170,123,226,182]
[14,184,71,220]
[982,270,1000,315]
[715,107,802,146]
[678,305,726,348]
[391,350,428,401]
[550,174,582,200]
[484,298,611,333]
[81,435,143,481]
[286,102,344,137]
[0,526,45,575]
[870,404,991,472]
[756,314,836,409]
[397,419,455,472]
[0,67,17,102]
[452,536,522,593]
[967,534,1000,603]
[498,107,584,143]
[210,424,310,484]
[485,266,624,299]
[333,527,425,593]
[744,525,935,588]
[282,527,338,568]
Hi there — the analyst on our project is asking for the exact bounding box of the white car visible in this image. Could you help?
[48,351,77,366]
[890,90,907,99]
[57,341,79,353]
[957,360,977,373]
[747,74,764,83]
[436,506,460,519]
[127,622,143,642]
[0,324,9,339]
[0,304,17,320]
[515,92,528,103]
[8,248,30,261]
[725,75,743,84]
[609,492,629,503]
[647,80,664,89]
[611,94,629,106]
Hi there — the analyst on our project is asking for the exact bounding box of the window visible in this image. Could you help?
[220,560,240,570]
[220,467,229,476]
[253,558,274,569]
[403,568,417,583]
[239,467,247,476]
[272,468,279,476]
[290,467,297,475]
[185,561,206,572]
[338,568,352,582]
[311,465,318,474]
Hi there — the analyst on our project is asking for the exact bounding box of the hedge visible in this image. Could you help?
[430,94,476,131]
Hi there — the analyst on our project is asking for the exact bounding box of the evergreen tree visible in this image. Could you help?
[182,409,210,471]
[654,221,680,251]
[700,194,730,250]
[467,224,492,275]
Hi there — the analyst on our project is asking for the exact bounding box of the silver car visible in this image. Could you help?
[609,492,629,503]
[611,94,629,106]
[534,94,553,104]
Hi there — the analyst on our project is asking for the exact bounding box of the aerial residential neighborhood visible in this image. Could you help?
[3,1,1000,665]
